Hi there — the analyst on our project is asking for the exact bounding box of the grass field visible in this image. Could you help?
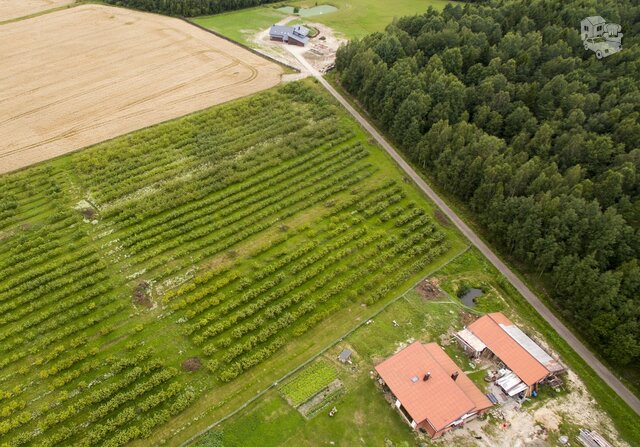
[193,0,450,45]
[0,79,465,446]
[0,4,281,174]
[199,248,632,447]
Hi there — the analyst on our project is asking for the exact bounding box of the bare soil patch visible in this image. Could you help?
[133,280,152,308]
[434,208,452,227]
[182,357,202,372]
[0,5,282,174]
[440,370,630,447]
[0,0,71,22]
[251,16,345,74]
[416,278,442,300]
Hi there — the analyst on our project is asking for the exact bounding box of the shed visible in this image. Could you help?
[269,24,310,46]
[455,328,486,357]
[461,312,564,395]
[338,348,352,363]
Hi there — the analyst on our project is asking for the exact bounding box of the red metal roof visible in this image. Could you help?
[422,343,493,414]
[467,313,549,386]
[375,342,492,431]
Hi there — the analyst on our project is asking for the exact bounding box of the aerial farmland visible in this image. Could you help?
[1,1,638,447]
[0,4,281,174]
[0,71,465,443]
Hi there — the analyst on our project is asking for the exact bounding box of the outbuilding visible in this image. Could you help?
[269,24,310,46]
[455,312,565,397]
[338,348,352,363]
[375,341,492,438]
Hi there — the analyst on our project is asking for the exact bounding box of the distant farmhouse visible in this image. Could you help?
[269,24,310,46]
[375,342,492,438]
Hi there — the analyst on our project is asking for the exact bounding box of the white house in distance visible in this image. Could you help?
[269,24,310,46]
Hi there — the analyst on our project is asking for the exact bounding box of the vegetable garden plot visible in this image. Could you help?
[0,81,456,446]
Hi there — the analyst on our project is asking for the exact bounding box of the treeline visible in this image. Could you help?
[335,0,640,367]
[101,0,280,17]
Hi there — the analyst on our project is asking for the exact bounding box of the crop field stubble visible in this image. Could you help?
[0,0,72,22]
[0,4,282,174]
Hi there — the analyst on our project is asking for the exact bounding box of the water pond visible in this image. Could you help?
[278,5,339,17]
[459,288,483,307]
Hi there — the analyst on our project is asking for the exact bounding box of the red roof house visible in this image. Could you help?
[375,342,492,438]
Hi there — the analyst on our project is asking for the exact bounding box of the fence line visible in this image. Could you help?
[179,245,471,446]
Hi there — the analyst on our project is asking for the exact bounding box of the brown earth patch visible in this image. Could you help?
[434,209,452,227]
[460,310,477,327]
[182,357,202,372]
[133,280,152,308]
[81,207,97,220]
[416,278,442,300]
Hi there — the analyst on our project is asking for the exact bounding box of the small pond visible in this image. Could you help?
[278,5,339,17]
[459,288,483,307]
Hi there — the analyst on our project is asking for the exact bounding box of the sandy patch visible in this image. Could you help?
[440,370,629,447]
[251,16,345,73]
[0,0,71,22]
[0,5,282,174]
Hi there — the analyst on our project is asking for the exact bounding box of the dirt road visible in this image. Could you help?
[288,49,640,416]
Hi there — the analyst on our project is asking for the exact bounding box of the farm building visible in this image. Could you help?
[455,312,565,397]
[269,24,310,46]
[338,348,352,363]
[375,342,492,438]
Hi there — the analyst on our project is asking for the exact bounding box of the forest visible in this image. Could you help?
[335,0,640,369]
[101,0,279,16]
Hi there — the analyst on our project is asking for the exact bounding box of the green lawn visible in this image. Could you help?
[202,249,634,447]
[193,0,451,46]
[193,6,283,46]
[202,292,452,447]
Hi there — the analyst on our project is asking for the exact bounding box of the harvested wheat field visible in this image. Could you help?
[0,4,282,173]
[0,0,72,22]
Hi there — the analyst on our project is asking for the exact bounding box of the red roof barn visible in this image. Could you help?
[375,341,492,438]
[457,312,565,396]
